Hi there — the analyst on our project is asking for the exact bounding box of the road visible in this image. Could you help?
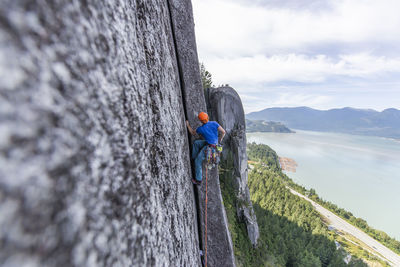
[288,188,400,267]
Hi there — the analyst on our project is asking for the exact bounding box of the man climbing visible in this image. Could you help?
[186,112,226,185]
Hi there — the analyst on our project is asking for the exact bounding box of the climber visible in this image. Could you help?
[186,112,226,185]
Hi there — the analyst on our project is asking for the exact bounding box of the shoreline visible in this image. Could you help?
[248,128,400,142]
[247,131,400,242]
[278,157,298,172]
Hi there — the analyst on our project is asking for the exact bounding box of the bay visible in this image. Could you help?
[247,130,400,241]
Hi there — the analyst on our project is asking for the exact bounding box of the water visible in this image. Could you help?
[247,130,400,241]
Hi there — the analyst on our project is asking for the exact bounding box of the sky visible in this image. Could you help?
[191,0,400,113]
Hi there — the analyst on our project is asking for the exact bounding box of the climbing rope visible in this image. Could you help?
[203,144,222,267]
[205,166,208,267]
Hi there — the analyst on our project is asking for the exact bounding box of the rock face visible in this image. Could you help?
[207,86,260,247]
[167,0,206,125]
[168,2,236,265]
[197,167,236,267]
[0,1,202,266]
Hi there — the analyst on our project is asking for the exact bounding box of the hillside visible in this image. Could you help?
[238,143,400,266]
[219,143,372,266]
[246,119,294,133]
[246,107,400,138]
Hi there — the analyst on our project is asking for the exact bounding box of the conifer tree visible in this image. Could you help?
[200,62,213,89]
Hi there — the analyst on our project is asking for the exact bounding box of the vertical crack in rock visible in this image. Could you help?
[166,0,188,120]
[167,1,236,266]
[165,0,204,258]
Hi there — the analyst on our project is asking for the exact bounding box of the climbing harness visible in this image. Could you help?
[204,144,222,169]
[203,144,222,267]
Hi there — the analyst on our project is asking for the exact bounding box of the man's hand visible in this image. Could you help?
[186,120,196,136]
[218,126,226,144]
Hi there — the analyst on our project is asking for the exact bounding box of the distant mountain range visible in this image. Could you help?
[246,107,400,138]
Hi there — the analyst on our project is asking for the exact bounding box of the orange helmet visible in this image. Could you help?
[198,112,209,123]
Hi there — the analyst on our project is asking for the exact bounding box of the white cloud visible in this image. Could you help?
[193,0,400,57]
[239,91,334,113]
[206,53,400,86]
[273,93,332,107]
[192,0,400,110]
[240,89,400,113]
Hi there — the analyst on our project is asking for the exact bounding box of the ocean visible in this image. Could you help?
[247,130,400,241]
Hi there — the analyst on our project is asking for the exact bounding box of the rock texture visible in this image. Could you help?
[167,0,205,126]
[0,1,201,266]
[197,167,236,267]
[207,86,260,247]
[168,1,236,265]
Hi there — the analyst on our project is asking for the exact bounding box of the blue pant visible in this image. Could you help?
[192,140,208,181]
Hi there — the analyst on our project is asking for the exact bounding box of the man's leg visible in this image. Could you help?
[194,145,207,182]
[192,140,207,159]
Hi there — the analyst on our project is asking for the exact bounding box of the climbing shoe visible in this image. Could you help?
[192,178,202,185]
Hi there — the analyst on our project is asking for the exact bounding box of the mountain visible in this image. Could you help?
[247,107,400,138]
[246,119,294,133]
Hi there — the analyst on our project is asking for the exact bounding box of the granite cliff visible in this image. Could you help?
[0,1,251,266]
[206,87,260,247]
[0,0,201,266]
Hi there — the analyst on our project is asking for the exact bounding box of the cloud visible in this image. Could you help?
[239,86,400,113]
[231,0,333,11]
[193,0,400,57]
[273,93,333,106]
[206,53,400,86]
[239,91,334,113]
[192,0,400,111]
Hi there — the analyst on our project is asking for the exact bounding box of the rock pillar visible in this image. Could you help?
[207,86,260,247]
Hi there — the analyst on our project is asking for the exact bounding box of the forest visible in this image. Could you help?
[219,143,368,266]
[245,119,294,133]
[287,175,400,256]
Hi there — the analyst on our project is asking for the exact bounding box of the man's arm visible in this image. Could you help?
[186,120,197,136]
[218,126,226,144]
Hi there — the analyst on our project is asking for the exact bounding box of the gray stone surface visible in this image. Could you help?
[167,0,206,128]
[207,86,260,247]
[197,167,236,267]
[0,1,201,266]
[168,1,236,265]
